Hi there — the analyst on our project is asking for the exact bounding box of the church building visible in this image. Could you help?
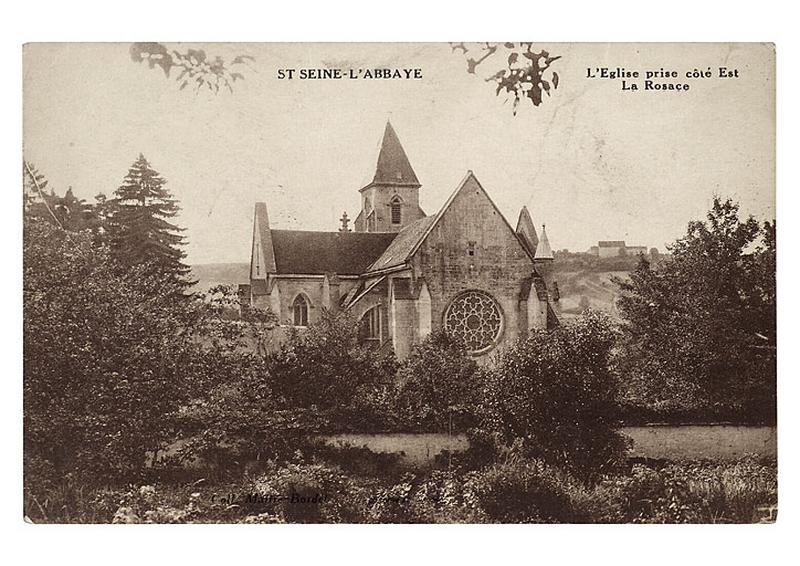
[241,121,559,359]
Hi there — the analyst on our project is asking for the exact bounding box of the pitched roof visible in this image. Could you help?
[367,171,531,274]
[598,240,626,247]
[516,206,539,258]
[366,215,436,273]
[270,230,397,275]
[364,121,420,188]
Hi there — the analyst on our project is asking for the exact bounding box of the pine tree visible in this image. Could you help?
[107,154,192,288]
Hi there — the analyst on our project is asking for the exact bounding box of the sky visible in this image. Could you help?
[23,43,775,264]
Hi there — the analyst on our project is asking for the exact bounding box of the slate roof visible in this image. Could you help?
[270,230,397,275]
[365,121,421,188]
[515,206,538,259]
[366,215,436,273]
[344,275,387,308]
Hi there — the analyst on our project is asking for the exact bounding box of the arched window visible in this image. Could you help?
[390,196,402,225]
[292,295,309,326]
[362,306,382,343]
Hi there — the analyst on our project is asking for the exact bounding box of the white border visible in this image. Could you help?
[3,1,797,565]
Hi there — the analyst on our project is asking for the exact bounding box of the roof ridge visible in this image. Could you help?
[270,228,395,236]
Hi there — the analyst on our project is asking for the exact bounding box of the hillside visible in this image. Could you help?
[190,262,249,292]
[554,269,630,319]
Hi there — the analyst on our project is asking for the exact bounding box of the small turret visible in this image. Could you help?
[533,224,557,303]
[534,224,553,260]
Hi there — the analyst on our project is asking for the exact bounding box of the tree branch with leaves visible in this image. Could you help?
[451,42,561,114]
[130,43,254,94]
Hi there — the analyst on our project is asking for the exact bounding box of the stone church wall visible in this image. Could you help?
[410,177,538,356]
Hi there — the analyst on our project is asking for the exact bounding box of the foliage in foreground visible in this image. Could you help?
[266,309,398,431]
[23,455,777,525]
[395,331,482,432]
[482,311,629,480]
[23,220,201,478]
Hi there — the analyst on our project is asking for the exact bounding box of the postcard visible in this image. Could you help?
[22,42,776,524]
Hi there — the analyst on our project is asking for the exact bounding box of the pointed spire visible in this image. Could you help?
[534,223,553,260]
[369,121,420,187]
[516,206,539,257]
[251,202,276,279]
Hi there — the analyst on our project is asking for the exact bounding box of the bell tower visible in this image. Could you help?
[355,121,426,233]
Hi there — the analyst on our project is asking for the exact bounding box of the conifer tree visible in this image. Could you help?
[108,154,192,287]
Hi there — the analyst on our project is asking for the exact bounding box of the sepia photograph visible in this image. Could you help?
[21,41,776,525]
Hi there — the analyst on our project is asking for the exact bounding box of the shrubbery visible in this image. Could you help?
[24,192,776,524]
[395,331,482,432]
[29,454,773,524]
[481,311,629,480]
[24,220,203,479]
[266,310,398,431]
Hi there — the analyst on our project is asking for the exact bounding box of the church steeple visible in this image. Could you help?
[366,120,421,189]
[355,121,426,233]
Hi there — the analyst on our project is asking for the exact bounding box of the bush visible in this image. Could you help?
[25,455,777,524]
[172,358,321,476]
[365,470,485,524]
[24,220,203,479]
[395,331,481,432]
[249,460,372,523]
[483,311,629,481]
[465,458,586,523]
[266,310,397,431]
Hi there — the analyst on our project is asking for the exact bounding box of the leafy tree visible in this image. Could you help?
[615,197,776,422]
[395,331,481,432]
[483,311,628,481]
[107,154,192,288]
[451,42,560,114]
[130,43,254,94]
[23,219,202,478]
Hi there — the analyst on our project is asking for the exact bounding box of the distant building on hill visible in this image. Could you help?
[588,240,648,258]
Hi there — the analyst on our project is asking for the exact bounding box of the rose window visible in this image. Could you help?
[443,290,503,353]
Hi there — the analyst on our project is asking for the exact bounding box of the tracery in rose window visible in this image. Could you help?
[443,290,503,353]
